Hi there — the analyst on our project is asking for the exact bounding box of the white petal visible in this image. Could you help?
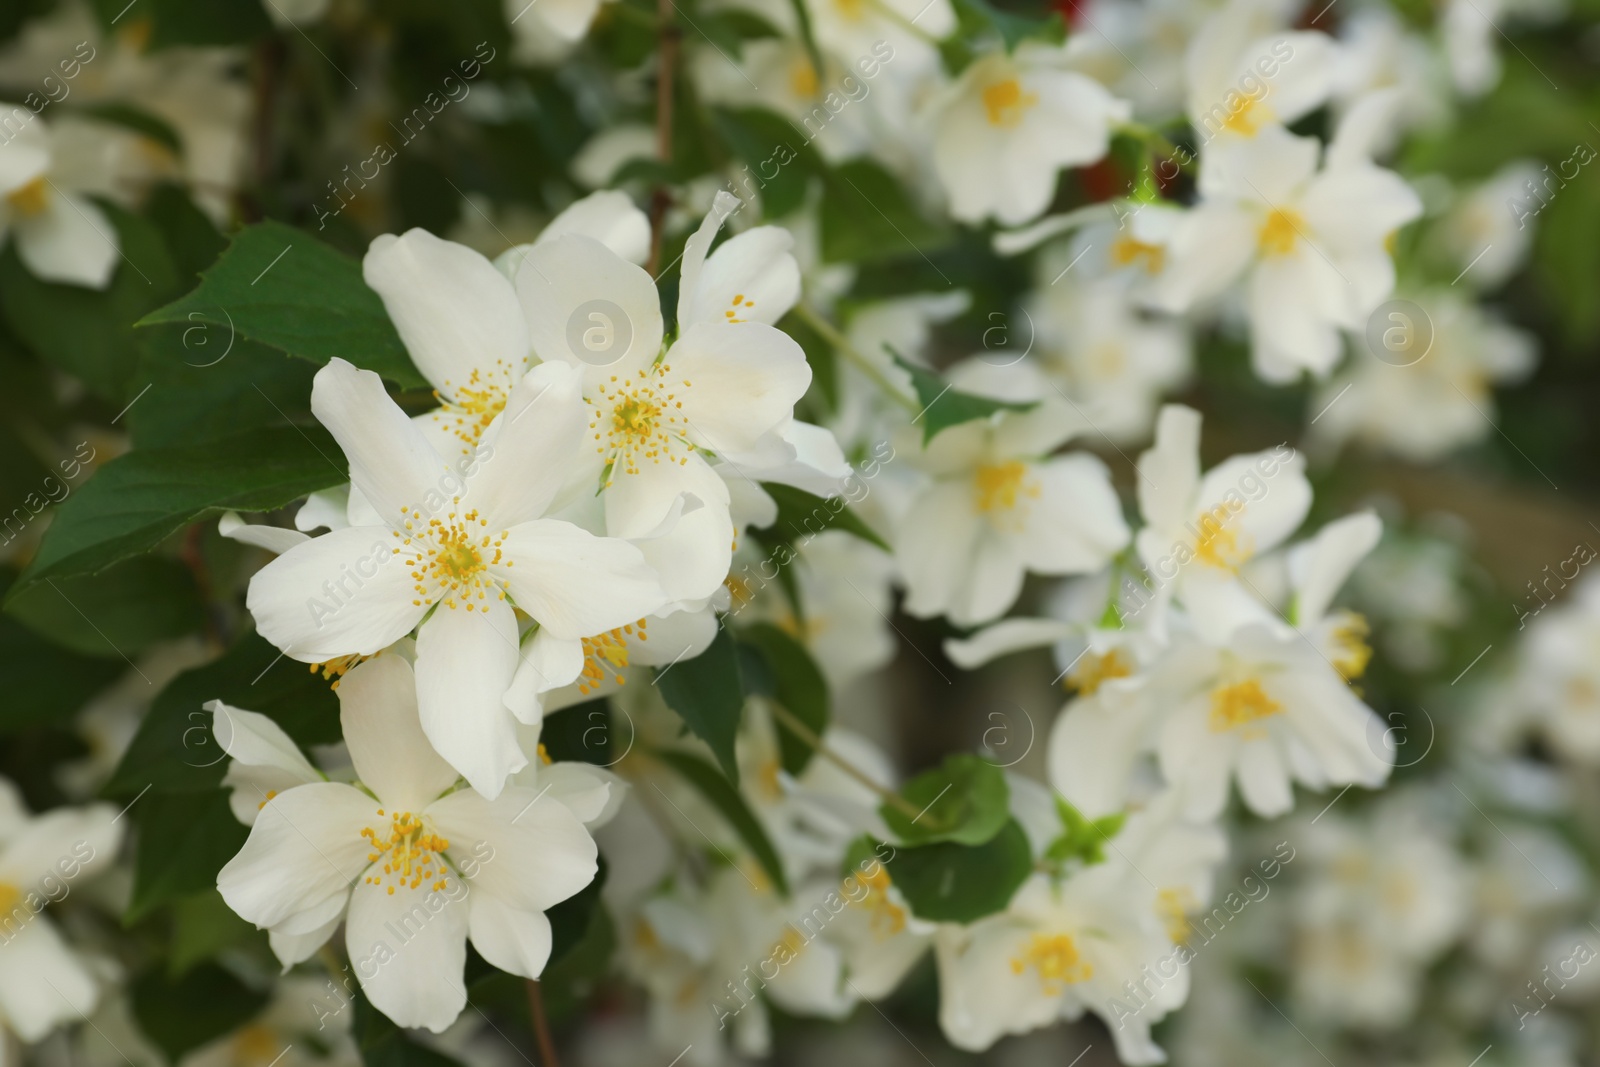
[208,700,320,779]
[0,918,99,1041]
[338,654,461,812]
[0,805,120,887]
[467,891,552,978]
[1011,454,1130,574]
[1236,739,1293,816]
[217,781,375,930]
[362,229,529,401]
[1138,405,1202,532]
[429,785,597,913]
[1288,511,1381,628]
[0,109,50,194]
[670,322,812,459]
[677,190,744,327]
[463,360,585,529]
[944,618,1078,670]
[310,358,445,527]
[680,226,801,329]
[603,448,730,541]
[296,487,351,532]
[505,629,585,726]
[1048,692,1151,819]
[897,482,984,621]
[535,189,650,265]
[514,234,663,374]
[16,192,118,289]
[415,596,526,799]
[269,913,341,971]
[539,762,623,825]
[345,877,469,1033]
[628,492,734,604]
[219,512,309,554]
[494,520,667,641]
[246,525,424,662]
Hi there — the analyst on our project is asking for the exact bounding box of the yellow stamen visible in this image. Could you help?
[982,77,1038,128]
[359,809,451,894]
[1258,208,1305,257]
[1010,933,1094,993]
[6,176,49,219]
[973,461,1038,514]
[1208,677,1282,734]
[1066,648,1134,697]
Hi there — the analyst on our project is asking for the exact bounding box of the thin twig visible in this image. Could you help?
[793,302,919,413]
[526,979,560,1067]
[646,0,680,276]
[765,701,925,824]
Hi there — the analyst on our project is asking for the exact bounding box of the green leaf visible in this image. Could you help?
[881,753,1009,846]
[143,183,227,283]
[130,962,268,1060]
[950,0,1065,52]
[10,425,346,596]
[139,220,424,390]
[653,748,788,896]
[885,818,1032,922]
[5,556,204,658]
[0,570,124,735]
[353,992,468,1067]
[1043,796,1127,869]
[891,353,1036,444]
[710,108,820,220]
[128,790,249,922]
[0,202,182,403]
[91,0,273,47]
[752,482,890,551]
[538,698,621,767]
[169,889,263,977]
[820,159,950,265]
[107,631,340,799]
[129,331,318,448]
[738,622,829,776]
[654,624,744,784]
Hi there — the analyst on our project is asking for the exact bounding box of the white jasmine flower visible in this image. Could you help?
[931,44,1131,226]
[215,653,601,1031]
[1438,160,1543,289]
[1184,4,1333,145]
[1309,290,1536,463]
[0,106,119,288]
[895,362,1129,627]
[0,778,122,1046]
[245,358,667,798]
[1149,125,1421,382]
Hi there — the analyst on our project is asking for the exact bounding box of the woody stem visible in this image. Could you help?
[526,979,560,1067]
[764,701,926,824]
[793,302,919,414]
[646,0,679,276]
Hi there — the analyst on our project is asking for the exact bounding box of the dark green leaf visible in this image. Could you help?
[10,425,346,596]
[107,631,340,799]
[128,790,249,922]
[738,622,829,776]
[892,353,1036,444]
[130,962,268,1060]
[950,0,1065,52]
[654,624,744,783]
[0,203,181,403]
[139,220,424,390]
[653,749,788,895]
[5,556,204,658]
[820,159,950,265]
[538,698,620,767]
[0,570,124,734]
[752,482,890,551]
[885,818,1032,922]
[881,753,1009,846]
[144,183,227,282]
[710,108,819,220]
[169,889,263,977]
[129,330,318,448]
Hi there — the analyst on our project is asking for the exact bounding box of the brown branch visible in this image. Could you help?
[526,979,560,1067]
[646,0,679,276]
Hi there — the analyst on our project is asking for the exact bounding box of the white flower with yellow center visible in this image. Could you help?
[214,653,602,1032]
[1184,4,1334,145]
[245,357,668,798]
[1132,404,1312,639]
[362,191,652,464]
[0,777,121,1048]
[514,195,814,604]
[896,360,1130,627]
[0,106,119,288]
[1149,125,1421,382]
[931,44,1131,226]
[935,863,1183,1062]
[1141,624,1391,819]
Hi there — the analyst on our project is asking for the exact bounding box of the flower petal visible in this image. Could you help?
[430,784,597,913]
[345,877,469,1033]
[246,525,424,662]
[493,519,667,641]
[217,781,375,930]
[363,228,528,401]
[670,322,812,459]
[415,595,525,799]
[514,233,663,378]
[466,890,553,979]
[17,191,118,289]
[680,226,801,329]
[338,654,461,812]
[535,189,651,265]
[310,358,446,527]
[0,918,99,1041]
[462,361,585,529]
